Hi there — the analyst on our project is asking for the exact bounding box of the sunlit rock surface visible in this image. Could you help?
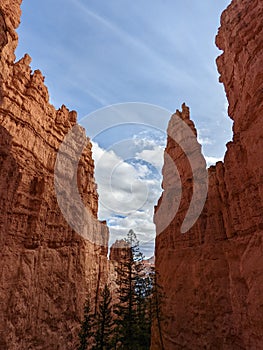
[0,1,109,349]
[153,0,263,348]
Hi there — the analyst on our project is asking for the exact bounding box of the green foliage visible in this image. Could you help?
[78,230,166,350]
[113,229,155,350]
[93,284,113,350]
[78,296,94,350]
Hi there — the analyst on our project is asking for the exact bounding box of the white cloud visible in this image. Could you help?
[108,209,157,258]
[198,136,213,146]
[92,142,149,217]
[136,146,164,169]
[197,128,214,146]
[205,156,223,167]
[92,139,163,257]
[92,125,225,258]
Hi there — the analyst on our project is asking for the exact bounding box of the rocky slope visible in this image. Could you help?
[0,1,110,349]
[153,0,263,349]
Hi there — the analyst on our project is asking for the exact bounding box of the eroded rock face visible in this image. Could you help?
[0,9,7,53]
[110,240,131,262]
[0,1,109,349]
[153,0,263,349]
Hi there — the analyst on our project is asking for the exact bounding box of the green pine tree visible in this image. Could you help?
[148,268,165,350]
[135,274,153,349]
[78,296,94,350]
[93,284,113,350]
[113,229,148,350]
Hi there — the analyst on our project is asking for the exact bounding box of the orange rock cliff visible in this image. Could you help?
[0,0,262,349]
[0,1,110,349]
[153,0,263,349]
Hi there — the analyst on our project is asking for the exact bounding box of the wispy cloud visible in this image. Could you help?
[16,0,233,257]
[72,0,195,85]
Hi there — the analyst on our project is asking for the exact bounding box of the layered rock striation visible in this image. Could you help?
[153,0,263,349]
[0,1,109,349]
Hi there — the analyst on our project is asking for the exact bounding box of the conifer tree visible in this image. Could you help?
[113,230,147,349]
[149,268,165,350]
[78,296,94,350]
[134,274,152,349]
[110,229,165,349]
[93,284,113,350]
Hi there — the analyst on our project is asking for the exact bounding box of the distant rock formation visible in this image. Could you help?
[153,0,263,349]
[110,239,131,262]
[0,1,109,349]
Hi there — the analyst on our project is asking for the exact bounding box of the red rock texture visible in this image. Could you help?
[0,1,110,349]
[153,0,263,349]
[110,239,131,262]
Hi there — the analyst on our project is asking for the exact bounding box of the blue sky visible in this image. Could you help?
[16,0,232,257]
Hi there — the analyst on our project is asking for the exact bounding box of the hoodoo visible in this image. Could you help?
[0,0,262,349]
[153,0,263,348]
[0,1,109,349]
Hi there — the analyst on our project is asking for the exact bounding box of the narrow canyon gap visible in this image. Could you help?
[0,0,262,349]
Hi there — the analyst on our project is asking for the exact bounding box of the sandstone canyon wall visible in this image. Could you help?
[0,1,110,349]
[153,0,263,349]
